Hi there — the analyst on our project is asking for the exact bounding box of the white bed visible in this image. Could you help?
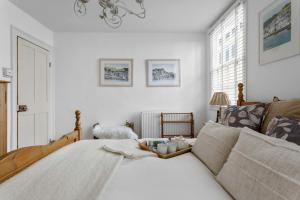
[3,85,299,200]
[0,139,232,200]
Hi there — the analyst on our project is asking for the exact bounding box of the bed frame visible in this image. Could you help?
[237,83,260,106]
[237,83,281,107]
[0,110,81,183]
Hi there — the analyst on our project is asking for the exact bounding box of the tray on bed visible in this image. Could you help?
[139,142,192,159]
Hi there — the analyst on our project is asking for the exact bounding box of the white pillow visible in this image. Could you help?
[217,127,300,200]
[192,121,241,175]
[93,124,138,140]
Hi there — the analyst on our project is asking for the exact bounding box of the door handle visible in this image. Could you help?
[18,105,28,112]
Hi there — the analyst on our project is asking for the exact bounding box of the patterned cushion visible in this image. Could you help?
[217,127,300,200]
[261,99,300,134]
[266,116,300,145]
[222,104,266,131]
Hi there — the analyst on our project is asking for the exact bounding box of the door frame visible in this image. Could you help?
[10,26,55,151]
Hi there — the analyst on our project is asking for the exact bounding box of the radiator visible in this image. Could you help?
[141,111,193,138]
[141,111,161,138]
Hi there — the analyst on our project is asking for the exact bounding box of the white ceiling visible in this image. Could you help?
[9,0,234,33]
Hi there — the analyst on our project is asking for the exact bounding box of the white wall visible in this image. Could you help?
[55,33,206,139]
[0,0,54,80]
[247,0,300,101]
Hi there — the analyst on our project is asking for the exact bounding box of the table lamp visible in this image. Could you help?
[210,92,231,123]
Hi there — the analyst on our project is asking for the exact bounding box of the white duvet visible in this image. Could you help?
[0,140,232,200]
[99,153,233,200]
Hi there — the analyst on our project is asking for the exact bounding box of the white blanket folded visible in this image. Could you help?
[93,125,138,139]
[103,140,156,159]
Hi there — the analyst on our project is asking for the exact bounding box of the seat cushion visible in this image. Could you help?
[192,122,241,175]
[223,104,266,131]
[261,99,300,134]
[217,127,300,200]
[266,116,300,145]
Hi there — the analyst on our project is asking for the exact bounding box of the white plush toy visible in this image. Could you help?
[92,123,138,140]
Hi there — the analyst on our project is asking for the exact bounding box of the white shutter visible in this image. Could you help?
[209,1,247,104]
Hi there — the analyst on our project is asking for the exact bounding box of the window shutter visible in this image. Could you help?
[209,1,246,104]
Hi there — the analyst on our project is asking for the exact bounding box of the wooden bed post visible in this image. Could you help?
[74,110,81,140]
[237,83,245,106]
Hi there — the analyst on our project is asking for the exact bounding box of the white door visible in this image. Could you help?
[17,37,50,148]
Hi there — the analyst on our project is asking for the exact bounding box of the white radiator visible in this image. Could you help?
[141,111,193,138]
[141,111,161,138]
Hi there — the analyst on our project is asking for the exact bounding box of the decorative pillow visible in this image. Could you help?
[266,116,300,145]
[261,99,300,134]
[192,121,241,175]
[222,103,266,131]
[217,127,300,200]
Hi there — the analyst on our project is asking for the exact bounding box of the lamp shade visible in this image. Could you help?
[210,92,231,106]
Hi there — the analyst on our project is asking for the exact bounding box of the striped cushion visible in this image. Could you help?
[217,127,300,200]
[192,122,241,175]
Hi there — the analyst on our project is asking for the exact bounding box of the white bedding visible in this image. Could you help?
[0,140,127,200]
[99,153,233,200]
[0,140,232,200]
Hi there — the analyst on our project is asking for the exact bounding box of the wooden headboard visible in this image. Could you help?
[0,110,82,183]
[237,83,261,106]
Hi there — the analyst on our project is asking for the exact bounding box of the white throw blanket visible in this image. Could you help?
[93,125,138,140]
[102,140,156,159]
[0,139,148,200]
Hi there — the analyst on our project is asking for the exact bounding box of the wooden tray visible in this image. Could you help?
[139,142,192,159]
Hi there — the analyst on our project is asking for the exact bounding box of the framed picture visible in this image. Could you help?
[259,0,300,64]
[146,59,181,87]
[99,59,133,87]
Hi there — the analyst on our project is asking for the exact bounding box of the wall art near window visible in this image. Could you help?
[259,0,300,64]
[146,59,181,87]
[99,59,133,87]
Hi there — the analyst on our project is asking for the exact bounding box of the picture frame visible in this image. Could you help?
[99,59,133,87]
[259,0,300,64]
[146,59,181,87]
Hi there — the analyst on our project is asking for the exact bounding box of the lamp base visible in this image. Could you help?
[216,106,222,123]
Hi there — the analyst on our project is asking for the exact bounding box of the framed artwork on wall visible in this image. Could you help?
[99,59,133,87]
[146,59,181,87]
[259,0,300,64]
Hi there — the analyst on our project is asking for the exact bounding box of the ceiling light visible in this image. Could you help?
[74,0,146,29]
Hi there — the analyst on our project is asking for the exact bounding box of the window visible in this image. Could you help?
[209,1,246,104]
